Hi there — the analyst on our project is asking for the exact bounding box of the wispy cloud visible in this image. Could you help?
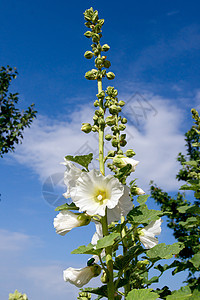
[10,92,186,192]
[0,229,42,252]
[131,24,200,74]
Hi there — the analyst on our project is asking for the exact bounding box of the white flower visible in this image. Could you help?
[70,169,124,216]
[121,157,139,171]
[91,222,105,263]
[139,218,162,249]
[63,265,101,287]
[53,211,90,236]
[107,185,133,224]
[62,159,82,199]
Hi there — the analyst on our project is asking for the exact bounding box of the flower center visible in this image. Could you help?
[94,188,109,205]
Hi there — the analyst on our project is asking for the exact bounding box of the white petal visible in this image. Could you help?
[107,185,132,223]
[71,169,124,216]
[139,234,158,249]
[63,267,94,287]
[53,211,80,236]
[143,219,162,236]
[63,160,82,198]
[122,157,139,172]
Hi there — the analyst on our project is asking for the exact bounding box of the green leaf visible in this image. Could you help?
[65,153,93,170]
[83,286,107,297]
[55,202,79,211]
[166,286,192,299]
[147,243,184,260]
[189,252,200,268]
[96,233,120,250]
[126,289,158,300]
[128,205,162,224]
[71,243,101,255]
[137,194,150,204]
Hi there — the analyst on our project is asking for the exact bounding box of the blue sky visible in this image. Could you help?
[0,0,200,299]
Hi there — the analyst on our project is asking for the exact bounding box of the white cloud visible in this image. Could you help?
[10,95,185,191]
[0,229,42,252]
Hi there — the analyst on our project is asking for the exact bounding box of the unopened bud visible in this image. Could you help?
[77,214,91,226]
[119,124,126,131]
[84,51,94,59]
[118,100,125,107]
[132,187,145,195]
[125,149,136,157]
[112,138,118,147]
[101,270,108,283]
[85,69,97,80]
[93,100,99,107]
[104,60,111,68]
[105,116,116,126]
[81,123,92,133]
[102,44,110,51]
[84,31,92,38]
[120,140,127,147]
[105,134,112,141]
[121,117,127,124]
[109,105,119,114]
[106,72,115,80]
[96,91,105,99]
[107,150,115,157]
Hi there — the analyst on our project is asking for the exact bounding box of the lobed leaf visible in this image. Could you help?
[65,153,93,170]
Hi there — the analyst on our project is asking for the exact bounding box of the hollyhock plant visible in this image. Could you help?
[51,7,186,300]
[139,218,162,249]
[54,211,91,236]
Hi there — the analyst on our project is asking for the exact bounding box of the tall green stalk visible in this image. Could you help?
[97,77,115,300]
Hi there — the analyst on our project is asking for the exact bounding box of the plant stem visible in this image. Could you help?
[97,76,115,300]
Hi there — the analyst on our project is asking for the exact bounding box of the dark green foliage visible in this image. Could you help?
[0,66,37,157]
[150,109,200,292]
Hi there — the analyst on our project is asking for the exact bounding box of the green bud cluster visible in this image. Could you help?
[9,290,28,300]
[77,292,91,300]
[83,7,115,81]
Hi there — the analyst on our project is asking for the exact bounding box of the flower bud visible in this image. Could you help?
[95,58,103,68]
[121,117,127,124]
[93,114,98,121]
[107,150,115,157]
[109,105,119,114]
[96,90,105,99]
[98,118,105,127]
[84,51,94,59]
[112,138,118,147]
[135,187,145,195]
[125,149,136,157]
[105,134,112,141]
[84,31,92,38]
[118,100,125,107]
[92,33,100,43]
[102,44,110,51]
[92,125,99,132]
[105,116,116,126]
[98,19,104,26]
[106,72,115,80]
[119,124,126,131]
[136,260,150,270]
[85,69,97,80]
[106,86,114,95]
[120,134,126,140]
[103,60,111,68]
[93,100,99,107]
[101,270,108,283]
[120,140,127,147]
[81,123,92,133]
[78,292,91,300]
